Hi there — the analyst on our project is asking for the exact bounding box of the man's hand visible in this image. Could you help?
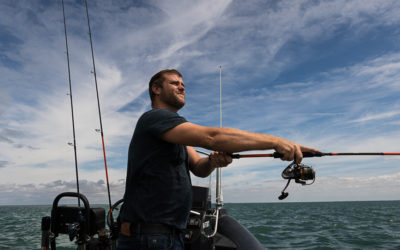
[274,138,319,164]
[188,147,233,177]
[209,151,232,168]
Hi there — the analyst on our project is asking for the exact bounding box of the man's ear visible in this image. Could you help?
[152,84,161,95]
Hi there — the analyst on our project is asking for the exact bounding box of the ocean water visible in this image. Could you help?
[0,201,399,249]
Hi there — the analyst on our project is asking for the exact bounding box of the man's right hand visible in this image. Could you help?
[274,138,319,164]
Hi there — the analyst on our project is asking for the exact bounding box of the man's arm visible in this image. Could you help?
[187,146,232,178]
[162,122,317,163]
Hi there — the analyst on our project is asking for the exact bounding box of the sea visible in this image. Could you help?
[0,201,399,250]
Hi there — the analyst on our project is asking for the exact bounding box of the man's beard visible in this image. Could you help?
[161,91,185,110]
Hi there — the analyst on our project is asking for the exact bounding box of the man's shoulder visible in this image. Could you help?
[135,108,187,138]
[136,109,186,130]
[140,108,182,121]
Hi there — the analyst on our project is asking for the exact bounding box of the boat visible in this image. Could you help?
[40,186,265,250]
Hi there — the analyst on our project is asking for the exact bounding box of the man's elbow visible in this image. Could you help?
[198,128,220,150]
[199,135,215,151]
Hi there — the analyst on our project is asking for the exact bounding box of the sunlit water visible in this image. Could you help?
[1,201,399,249]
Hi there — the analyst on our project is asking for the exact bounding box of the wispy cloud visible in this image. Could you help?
[350,111,400,123]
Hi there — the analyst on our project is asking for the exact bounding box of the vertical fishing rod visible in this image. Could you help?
[83,0,112,210]
[216,65,223,209]
[62,0,81,207]
[197,66,223,238]
[201,66,225,238]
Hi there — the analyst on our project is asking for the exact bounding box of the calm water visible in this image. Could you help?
[0,201,399,249]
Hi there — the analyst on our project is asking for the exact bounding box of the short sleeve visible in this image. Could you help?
[141,109,187,137]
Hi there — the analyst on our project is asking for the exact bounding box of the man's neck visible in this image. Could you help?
[152,103,178,113]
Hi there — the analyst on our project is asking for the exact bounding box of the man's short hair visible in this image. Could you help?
[148,69,182,102]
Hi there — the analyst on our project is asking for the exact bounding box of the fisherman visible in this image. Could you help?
[117,69,318,250]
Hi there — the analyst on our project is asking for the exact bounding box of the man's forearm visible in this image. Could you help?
[190,157,215,178]
[163,123,279,152]
[201,127,280,153]
[164,122,314,163]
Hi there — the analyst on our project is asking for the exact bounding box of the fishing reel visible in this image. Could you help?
[278,161,315,200]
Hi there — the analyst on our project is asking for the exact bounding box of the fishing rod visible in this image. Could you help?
[201,66,225,239]
[196,150,400,200]
[196,150,400,158]
[216,65,223,209]
[62,0,81,207]
[230,151,400,158]
[83,0,113,211]
[41,2,116,249]
[208,66,224,238]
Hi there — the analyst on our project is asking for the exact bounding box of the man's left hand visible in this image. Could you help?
[209,151,232,168]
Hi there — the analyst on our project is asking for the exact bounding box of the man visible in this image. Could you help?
[117,69,318,249]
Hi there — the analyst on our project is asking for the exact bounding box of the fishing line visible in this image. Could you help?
[62,0,81,207]
[83,0,113,211]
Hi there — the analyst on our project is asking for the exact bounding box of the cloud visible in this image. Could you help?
[0,161,8,168]
[3,0,400,169]
[350,111,400,123]
[191,170,400,203]
[1,169,398,205]
[0,135,13,144]
[0,178,125,205]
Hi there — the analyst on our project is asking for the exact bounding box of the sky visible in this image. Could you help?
[0,0,400,205]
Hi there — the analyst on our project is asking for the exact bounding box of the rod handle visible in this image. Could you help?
[273,151,324,158]
[231,151,324,159]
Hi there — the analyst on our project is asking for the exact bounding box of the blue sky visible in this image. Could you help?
[1,0,400,205]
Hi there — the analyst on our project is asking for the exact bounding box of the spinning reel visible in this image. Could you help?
[278,161,315,200]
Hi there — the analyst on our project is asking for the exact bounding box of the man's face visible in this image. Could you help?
[158,73,186,110]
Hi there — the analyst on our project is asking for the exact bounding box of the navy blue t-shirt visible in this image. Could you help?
[119,109,192,229]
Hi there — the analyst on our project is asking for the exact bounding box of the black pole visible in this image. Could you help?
[83,0,112,210]
[62,0,81,207]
